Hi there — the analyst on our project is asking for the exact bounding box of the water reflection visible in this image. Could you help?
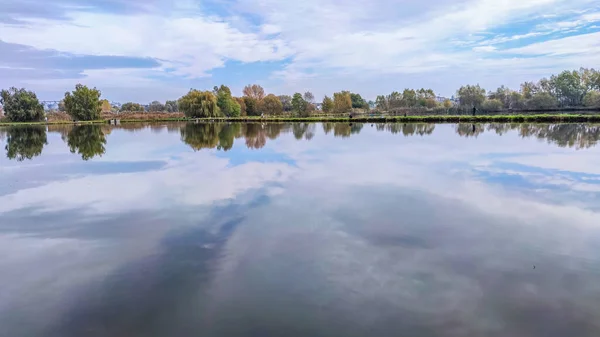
[67,125,107,160]
[3,122,600,161]
[2,121,600,337]
[4,126,47,161]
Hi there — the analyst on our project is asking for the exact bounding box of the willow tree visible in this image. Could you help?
[178,90,222,118]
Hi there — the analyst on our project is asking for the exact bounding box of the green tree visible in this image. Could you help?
[488,86,511,108]
[457,84,486,108]
[5,126,47,161]
[388,91,403,110]
[243,96,260,116]
[481,99,504,112]
[165,100,179,112]
[509,91,526,109]
[262,94,283,115]
[67,125,106,160]
[214,85,241,117]
[120,102,144,112]
[291,93,308,116]
[333,91,352,114]
[234,97,247,116]
[520,81,538,99]
[148,101,165,112]
[322,95,334,113]
[278,95,293,112]
[350,93,367,109]
[416,88,436,107]
[583,91,600,107]
[0,87,44,122]
[375,95,388,111]
[527,92,559,109]
[63,84,102,121]
[551,70,586,106]
[401,89,417,107]
[178,90,222,118]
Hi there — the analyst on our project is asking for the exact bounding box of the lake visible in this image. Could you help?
[1,122,600,337]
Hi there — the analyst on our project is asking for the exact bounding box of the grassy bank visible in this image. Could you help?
[3,114,600,126]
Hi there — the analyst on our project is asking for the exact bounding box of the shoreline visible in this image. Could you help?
[3,114,600,126]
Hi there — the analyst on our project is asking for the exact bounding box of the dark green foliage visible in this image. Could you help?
[67,125,106,160]
[217,124,241,151]
[63,84,102,121]
[5,126,47,161]
[350,93,367,109]
[243,97,260,116]
[178,90,222,118]
[527,92,559,109]
[121,102,144,112]
[292,93,308,116]
[180,123,222,150]
[214,85,241,117]
[0,87,44,122]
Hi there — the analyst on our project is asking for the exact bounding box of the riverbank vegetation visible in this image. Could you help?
[1,68,599,124]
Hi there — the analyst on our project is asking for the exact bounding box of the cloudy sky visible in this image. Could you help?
[0,0,599,102]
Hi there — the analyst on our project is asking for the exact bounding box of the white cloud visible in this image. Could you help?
[502,31,600,56]
[0,0,599,98]
[473,45,497,52]
[0,150,297,215]
[0,9,293,78]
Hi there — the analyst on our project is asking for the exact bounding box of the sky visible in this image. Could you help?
[0,0,599,102]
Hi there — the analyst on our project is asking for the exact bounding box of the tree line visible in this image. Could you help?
[1,67,599,123]
[374,68,600,113]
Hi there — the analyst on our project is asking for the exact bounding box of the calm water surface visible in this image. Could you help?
[2,122,600,337]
